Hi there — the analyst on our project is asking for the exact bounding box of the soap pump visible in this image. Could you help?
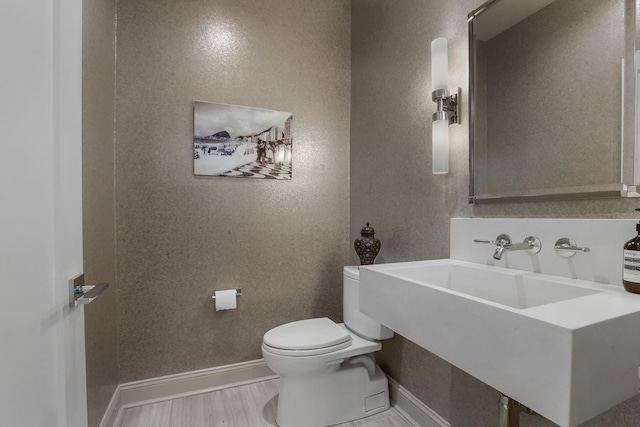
[623,210,640,294]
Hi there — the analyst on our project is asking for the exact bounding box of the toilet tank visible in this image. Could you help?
[343,266,393,340]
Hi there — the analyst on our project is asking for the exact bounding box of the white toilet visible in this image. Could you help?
[262,266,394,427]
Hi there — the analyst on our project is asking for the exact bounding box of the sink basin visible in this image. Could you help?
[360,259,640,427]
[389,262,601,309]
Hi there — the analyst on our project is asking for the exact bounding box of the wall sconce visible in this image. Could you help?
[431,38,460,175]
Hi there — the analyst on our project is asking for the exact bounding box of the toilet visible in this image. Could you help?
[262,266,394,427]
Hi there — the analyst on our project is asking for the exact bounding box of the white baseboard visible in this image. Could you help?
[388,376,450,427]
[100,359,277,427]
[100,385,122,427]
[99,360,449,427]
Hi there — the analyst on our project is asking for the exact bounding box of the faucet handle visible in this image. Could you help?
[554,238,590,258]
[474,234,511,246]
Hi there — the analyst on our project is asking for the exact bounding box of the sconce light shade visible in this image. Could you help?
[432,119,449,174]
[431,38,449,92]
[430,37,458,175]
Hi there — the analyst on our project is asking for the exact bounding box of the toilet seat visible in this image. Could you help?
[263,318,352,357]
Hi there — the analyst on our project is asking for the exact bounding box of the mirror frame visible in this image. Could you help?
[468,0,640,203]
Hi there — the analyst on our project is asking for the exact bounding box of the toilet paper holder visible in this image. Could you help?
[211,289,242,299]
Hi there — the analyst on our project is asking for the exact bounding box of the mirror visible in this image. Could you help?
[469,0,639,203]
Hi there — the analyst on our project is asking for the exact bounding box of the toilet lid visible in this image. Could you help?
[263,317,352,352]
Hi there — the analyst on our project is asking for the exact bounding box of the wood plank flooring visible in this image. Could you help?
[118,378,417,427]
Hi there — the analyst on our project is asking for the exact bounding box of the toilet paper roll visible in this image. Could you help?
[214,289,237,311]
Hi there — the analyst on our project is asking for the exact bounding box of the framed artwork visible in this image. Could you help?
[193,101,293,179]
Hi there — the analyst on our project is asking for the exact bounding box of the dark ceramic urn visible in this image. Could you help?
[354,222,381,265]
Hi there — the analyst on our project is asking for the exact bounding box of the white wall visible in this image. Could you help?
[0,1,86,426]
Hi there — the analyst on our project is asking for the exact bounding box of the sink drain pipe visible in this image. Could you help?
[499,394,537,427]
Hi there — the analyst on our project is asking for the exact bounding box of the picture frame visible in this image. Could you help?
[193,101,293,180]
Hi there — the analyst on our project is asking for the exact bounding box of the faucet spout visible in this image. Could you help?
[506,241,536,250]
[493,237,540,260]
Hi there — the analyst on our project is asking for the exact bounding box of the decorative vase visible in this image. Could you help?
[354,222,381,265]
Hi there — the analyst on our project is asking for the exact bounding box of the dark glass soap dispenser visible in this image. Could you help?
[623,210,640,294]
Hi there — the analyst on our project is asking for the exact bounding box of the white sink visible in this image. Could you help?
[388,262,601,309]
[360,259,640,427]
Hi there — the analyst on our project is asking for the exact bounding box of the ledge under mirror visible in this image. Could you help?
[468,0,640,203]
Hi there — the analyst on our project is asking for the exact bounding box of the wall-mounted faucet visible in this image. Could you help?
[474,234,542,260]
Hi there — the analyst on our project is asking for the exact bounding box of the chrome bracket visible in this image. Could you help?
[432,87,461,126]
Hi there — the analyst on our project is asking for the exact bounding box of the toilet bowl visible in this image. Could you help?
[262,266,393,427]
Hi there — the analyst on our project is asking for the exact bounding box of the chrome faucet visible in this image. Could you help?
[474,234,542,260]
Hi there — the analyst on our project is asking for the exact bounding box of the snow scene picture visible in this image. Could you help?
[193,101,293,179]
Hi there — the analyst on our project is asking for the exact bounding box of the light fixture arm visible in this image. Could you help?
[432,87,460,126]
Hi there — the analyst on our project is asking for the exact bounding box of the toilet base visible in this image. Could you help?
[275,354,390,427]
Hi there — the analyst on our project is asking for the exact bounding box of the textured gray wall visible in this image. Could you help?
[82,0,119,425]
[86,0,640,424]
[115,0,351,382]
[351,0,640,425]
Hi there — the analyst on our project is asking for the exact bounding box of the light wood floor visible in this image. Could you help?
[117,378,417,427]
